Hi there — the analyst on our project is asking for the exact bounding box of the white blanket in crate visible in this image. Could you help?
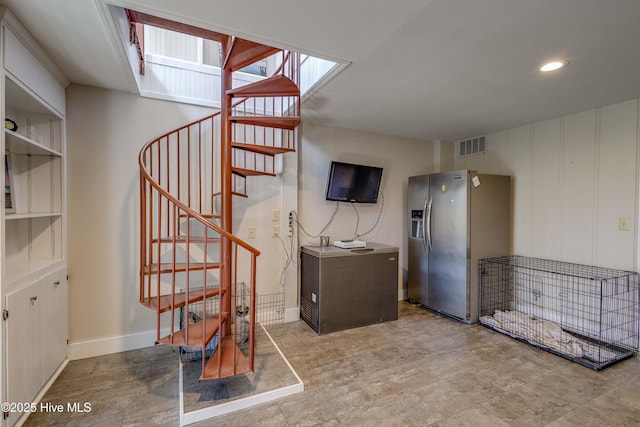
[480,310,617,363]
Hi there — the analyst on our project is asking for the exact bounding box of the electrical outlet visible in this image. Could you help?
[272,225,280,237]
[272,209,280,221]
[618,217,630,231]
[248,226,256,238]
[288,211,295,236]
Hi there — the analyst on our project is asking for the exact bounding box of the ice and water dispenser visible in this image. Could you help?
[411,210,423,239]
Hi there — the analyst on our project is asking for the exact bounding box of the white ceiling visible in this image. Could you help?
[2,0,640,141]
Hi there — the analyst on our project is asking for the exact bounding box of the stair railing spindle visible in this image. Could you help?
[249,251,256,372]
[155,141,164,340]
[177,131,182,204]
[184,210,191,347]
[170,204,178,340]
[202,224,208,372]
[197,123,203,213]
[232,243,237,376]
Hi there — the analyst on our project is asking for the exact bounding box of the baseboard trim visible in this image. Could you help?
[69,307,301,361]
[68,328,170,360]
[284,307,299,323]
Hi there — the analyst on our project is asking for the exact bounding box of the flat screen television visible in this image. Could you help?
[325,161,383,203]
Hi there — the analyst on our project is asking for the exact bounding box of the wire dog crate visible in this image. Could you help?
[479,256,639,370]
[179,283,285,362]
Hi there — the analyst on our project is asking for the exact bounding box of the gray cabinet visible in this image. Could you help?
[300,243,399,335]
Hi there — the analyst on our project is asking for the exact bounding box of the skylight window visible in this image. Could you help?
[116,8,344,108]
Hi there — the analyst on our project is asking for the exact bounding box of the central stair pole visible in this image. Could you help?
[220,42,233,336]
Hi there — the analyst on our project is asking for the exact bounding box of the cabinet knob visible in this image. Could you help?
[30,296,38,302]
[53,280,60,286]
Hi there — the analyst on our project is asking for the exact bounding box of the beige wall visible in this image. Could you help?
[66,85,212,356]
[298,122,435,297]
[455,98,640,271]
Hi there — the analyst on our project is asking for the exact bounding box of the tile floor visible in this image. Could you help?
[23,302,640,426]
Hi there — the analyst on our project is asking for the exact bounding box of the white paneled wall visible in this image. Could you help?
[455,98,639,271]
[142,59,221,106]
[507,125,533,257]
[144,26,200,62]
[139,56,263,108]
[596,101,638,268]
[531,118,561,258]
[560,110,597,264]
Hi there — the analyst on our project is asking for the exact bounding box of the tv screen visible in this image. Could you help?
[325,161,383,203]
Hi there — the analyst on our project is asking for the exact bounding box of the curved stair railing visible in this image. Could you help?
[138,35,300,381]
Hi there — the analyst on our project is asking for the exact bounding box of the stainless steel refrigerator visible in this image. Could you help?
[408,170,510,323]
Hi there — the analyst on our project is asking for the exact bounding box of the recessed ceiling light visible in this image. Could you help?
[540,60,568,72]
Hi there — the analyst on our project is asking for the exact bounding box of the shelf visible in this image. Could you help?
[5,74,60,118]
[5,212,62,221]
[5,130,61,156]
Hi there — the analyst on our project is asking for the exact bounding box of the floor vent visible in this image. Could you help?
[300,298,319,332]
[459,136,486,156]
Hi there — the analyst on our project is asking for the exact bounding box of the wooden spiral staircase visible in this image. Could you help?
[132,10,300,381]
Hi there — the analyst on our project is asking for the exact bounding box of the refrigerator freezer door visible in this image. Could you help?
[428,171,469,320]
[407,174,430,304]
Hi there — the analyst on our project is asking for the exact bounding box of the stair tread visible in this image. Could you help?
[142,287,222,313]
[232,167,277,178]
[230,116,300,130]
[178,212,221,219]
[227,74,300,98]
[231,142,295,156]
[224,39,280,72]
[157,313,228,348]
[144,262,221,274]
[200,336,252,380]
[213,190,248,198]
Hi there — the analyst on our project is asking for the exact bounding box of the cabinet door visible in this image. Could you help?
[6,282,42,411]
[41,268,67,382]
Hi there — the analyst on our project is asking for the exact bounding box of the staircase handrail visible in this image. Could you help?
[139,122,260,255]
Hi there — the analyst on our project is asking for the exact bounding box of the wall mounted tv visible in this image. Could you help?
[325,161,383,203]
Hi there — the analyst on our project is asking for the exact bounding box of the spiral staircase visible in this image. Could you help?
[131,10,300,381]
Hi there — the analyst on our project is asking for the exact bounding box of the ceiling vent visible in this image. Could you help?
[458,136,486,156]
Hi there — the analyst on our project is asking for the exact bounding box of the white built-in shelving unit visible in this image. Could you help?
[1,8,68,427]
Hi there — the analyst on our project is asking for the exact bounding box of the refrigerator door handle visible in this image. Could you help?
[426,196,433,253]
[421,196,429,252]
